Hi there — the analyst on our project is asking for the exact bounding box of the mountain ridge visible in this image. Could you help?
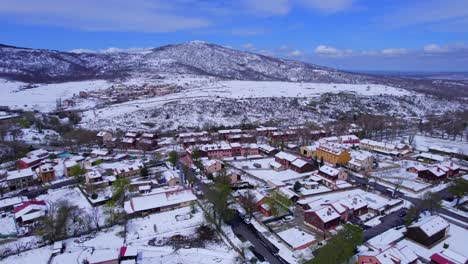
[0,41,467,97]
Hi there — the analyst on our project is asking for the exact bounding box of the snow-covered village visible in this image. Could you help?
[1,1,468,263]
[0,114,467,264]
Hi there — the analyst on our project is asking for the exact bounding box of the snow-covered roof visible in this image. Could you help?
[0,196,28,209]
[122,137,135,143]
[19,156,41,165]
[138,185,151,191]
[372,245,418,264]
[339,135,359,141]
[87,249,119,264]
[218,129,242,134]
[320,136,339,142]
[308,205,340,223]
[269,161,282,169]
[409,215,449,237]
[416,152,445,162]
[428,167,446,177]
[350,150,373,161]
[361,139,396,150]
[178,131,209,138]
[319,165,340,177]
[91,149,109,156]
[317,143,347,155]
[256,127,277,132]
[64,160,78,168]
[201,159,220,167]
[27,149,48,157]
[275,151,297,162]
[6,168,34,180]
[141,133,155,138]
[96,131,110,137]
[439,161,460,171]
[87,170,102,179]
[125,189,196,213]
[277,228,316,249]
[258,144,276,152]
[291,158,308,168]
[14,200,47,219]
[125,132,138,138]
[278,187,298,199]
[433,249,468,264]
[340,195,367,210]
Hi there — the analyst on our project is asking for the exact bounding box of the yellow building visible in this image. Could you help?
[315,144,351,165]
[300,144,318,158]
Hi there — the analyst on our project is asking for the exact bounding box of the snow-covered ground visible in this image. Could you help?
[412,135,468,155]
[126,206,238,264]
[370,160,432,192]
[0,79,110,112]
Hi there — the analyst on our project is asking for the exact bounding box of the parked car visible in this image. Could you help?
[282,215,294,222]
[243,217,251,225]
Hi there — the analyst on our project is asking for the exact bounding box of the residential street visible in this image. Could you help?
[363,208,406,241]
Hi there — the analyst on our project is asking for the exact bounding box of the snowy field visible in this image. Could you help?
[370,160,432,192]
[0,77,409,113]
[0,79,110,112]
[412,135,468,155]
[229,157,312,183]
[37,187,106,227]
[126,206,238,264]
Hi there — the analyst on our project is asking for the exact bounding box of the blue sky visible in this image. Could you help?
[1,0,468,71]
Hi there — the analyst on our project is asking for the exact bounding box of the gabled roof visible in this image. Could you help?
[307,205,340,223]
[275,151,297,162]
[319,165,340,177]
[291,158,308,168]
[14,200,47,217]
[7,168,34,180]
[409,215,449,237]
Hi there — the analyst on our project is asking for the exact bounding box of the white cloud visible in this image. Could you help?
[69,48,96,54]
[99,47,124,54]
[258,49,275,56]
[314,45,353,57]
[243,0,290,16]
[423,44,449,53]
[381,48,408,55]
[289,49,302,57]
[242,43,256,50]
[300,0,355,12]
[0,0,211,32]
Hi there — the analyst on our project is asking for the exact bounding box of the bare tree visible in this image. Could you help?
[408,132,416,146]
[90,207,102,230]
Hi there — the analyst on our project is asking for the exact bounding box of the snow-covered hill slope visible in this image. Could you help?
[1,41,467,97]
[76,76,466,131]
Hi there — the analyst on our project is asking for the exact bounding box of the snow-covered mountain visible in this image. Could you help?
[1,41,467,97]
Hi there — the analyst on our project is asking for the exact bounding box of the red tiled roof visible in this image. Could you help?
[431,253,456,264]
[119,246,127,258]
[13,200,46,214]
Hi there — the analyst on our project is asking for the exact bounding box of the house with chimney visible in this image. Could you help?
[35,164,56,183]
[358,245,418,264]
[304,205,341,230]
